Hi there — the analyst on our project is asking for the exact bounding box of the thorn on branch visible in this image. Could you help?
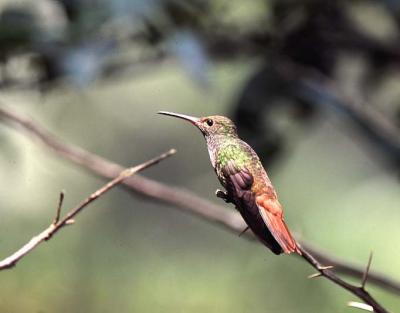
[361,252,374,290]
[308,264,334,279]
[317,265,334,271]
[238,226,250,237]
[348,301,374,312]
[308,272,323,279]
[53,191,65,225]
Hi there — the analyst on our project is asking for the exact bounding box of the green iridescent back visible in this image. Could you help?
[207,135,268,193]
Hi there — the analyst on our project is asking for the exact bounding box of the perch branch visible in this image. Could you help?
[0,106,397,311]
[0,149,176,270]
[298,246,388,313]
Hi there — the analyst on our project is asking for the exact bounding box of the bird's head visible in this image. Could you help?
[158,111,238,138]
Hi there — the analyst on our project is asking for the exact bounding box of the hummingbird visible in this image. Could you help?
[158,111,301,255]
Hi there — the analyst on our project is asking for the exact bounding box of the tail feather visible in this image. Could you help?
[266,211,301,254]
[256,195,301,255]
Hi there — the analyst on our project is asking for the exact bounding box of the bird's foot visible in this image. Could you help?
[215,189,233,203]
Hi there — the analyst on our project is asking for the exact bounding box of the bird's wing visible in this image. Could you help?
[222,160,300,255]
[221,160,254,204]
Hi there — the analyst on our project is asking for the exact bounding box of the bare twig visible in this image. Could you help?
[0,106,398,310]
[0,149,176,270]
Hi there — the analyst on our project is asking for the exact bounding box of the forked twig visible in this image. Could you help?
[0,149,176,270]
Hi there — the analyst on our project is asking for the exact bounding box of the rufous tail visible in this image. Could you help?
[256,195,301,255]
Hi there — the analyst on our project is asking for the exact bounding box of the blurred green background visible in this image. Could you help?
[1,0,400,312]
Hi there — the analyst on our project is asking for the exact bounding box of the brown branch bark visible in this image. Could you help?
[0,105,397,312]
[300,242,400,296]
[0,149,176,270]
[299,247,388,313]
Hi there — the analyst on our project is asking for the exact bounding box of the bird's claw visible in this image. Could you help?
[215,189,232,203]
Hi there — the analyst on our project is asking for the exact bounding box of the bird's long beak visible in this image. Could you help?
[158,111,200,125]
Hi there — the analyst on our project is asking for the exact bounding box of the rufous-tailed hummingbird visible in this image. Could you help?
[159,112,300,255]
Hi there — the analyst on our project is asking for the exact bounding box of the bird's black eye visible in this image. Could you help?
[205,119,213,126]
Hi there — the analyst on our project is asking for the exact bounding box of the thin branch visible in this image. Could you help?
[0,106,398,310]
[299,246,388,313]
[299,242,400,295]
[0,149,176,270]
